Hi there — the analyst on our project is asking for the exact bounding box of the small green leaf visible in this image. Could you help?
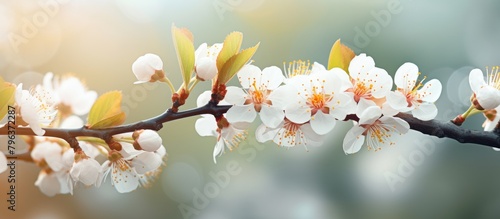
[217,42,260,85]
[172,25,195,88]
[87,91,126,129]
[327,39,355,73]
[0,77,15,120]
[216,32,243,72]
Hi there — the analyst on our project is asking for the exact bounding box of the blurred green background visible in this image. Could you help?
[1,0,500,218]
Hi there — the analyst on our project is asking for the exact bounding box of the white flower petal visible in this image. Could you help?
[387,91,409,111]
[311,71,341,94]
[412,102,438,121]
[348,53,375,78]
[469,69,485,93]
[112,167,139,193]
[71,91,97,115]
[286,75,312,98]
[379,116,410,134]
[259,105,285,129]
[358,106,382,125]
[136,130,162,152]
[224,86,247,105]
[225,105,257,124]
[330,68,352,92]
[194,43,208,60]
[35,172,61,197]
[62,149,75,168]
[310,62,326,73]
[370,68,393,98]
[260,66,285,90]
[267,84,296,109]
[329,92,355,119]
[301,122,325,147]
[255,123,278,143]
[70,158,100,186]
[343,125,366,154]
[417,79,442,103]
[356,98,377,118]
[381,102,399,117]
[60,115,84,129]
[196,91,212,107]
[56,171,73,195]
[120,142,144,159]
[476,86,500,110]
[213,140,225,163]
[132,53,163,82]
[310,111,336,135]
[285,103,311,124]
[132,152,162,174]
[58,77,85,106]
[394,62,419,92]
[196,58,217,81]
[195,117,218,137]
[237,65,261,89]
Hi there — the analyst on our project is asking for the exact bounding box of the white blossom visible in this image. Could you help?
[384,62,442,120]
[15,83,57,136]
[347,54,393,106]
[195,43,222,81]
[34,148,74,196]
[469,67,500,110]
[132,53,164,84]
[343,99,409,154]
[284,63,356,135]
[482,106,500,132]
[255,118,324,149]
[133,129,163,152]
[70,151,101,186]
[225,64,287,128]
[195,91,248,163]
[99,142,163,193]
[43,73,97,116]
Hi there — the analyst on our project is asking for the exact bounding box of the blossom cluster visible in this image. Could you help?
[191,51,443,161]
[3,27,498,197]
[0,74,167,196]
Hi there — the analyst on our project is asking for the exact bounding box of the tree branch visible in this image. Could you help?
[396,113,500,149]
[0,102,231,148]
[2,104,500,150]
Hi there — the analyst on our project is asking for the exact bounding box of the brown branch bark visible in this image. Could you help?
[1,103,500,150]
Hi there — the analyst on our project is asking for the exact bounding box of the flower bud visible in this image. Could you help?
[133,129,162,152]
[70,150,100,186]
[194,43,222,81]
[195,58,217,81]
[132,53,164,84]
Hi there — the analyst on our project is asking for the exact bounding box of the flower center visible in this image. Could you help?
[246,81,271,112]
[361,121,397,152]
[306,86,331,114]
[486,66,500,89]
[353,81,373,102]
[29,87,57,124]
[108,150,130,172]
[251,81,265,104]
[283,60,311,78]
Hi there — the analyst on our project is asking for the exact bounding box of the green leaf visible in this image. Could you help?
[327,39,355,73]
[0,77,15,120]
[87,91,126,129]
[217,43,260,85]
[172,25,195,88]
[216,32,243,72]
